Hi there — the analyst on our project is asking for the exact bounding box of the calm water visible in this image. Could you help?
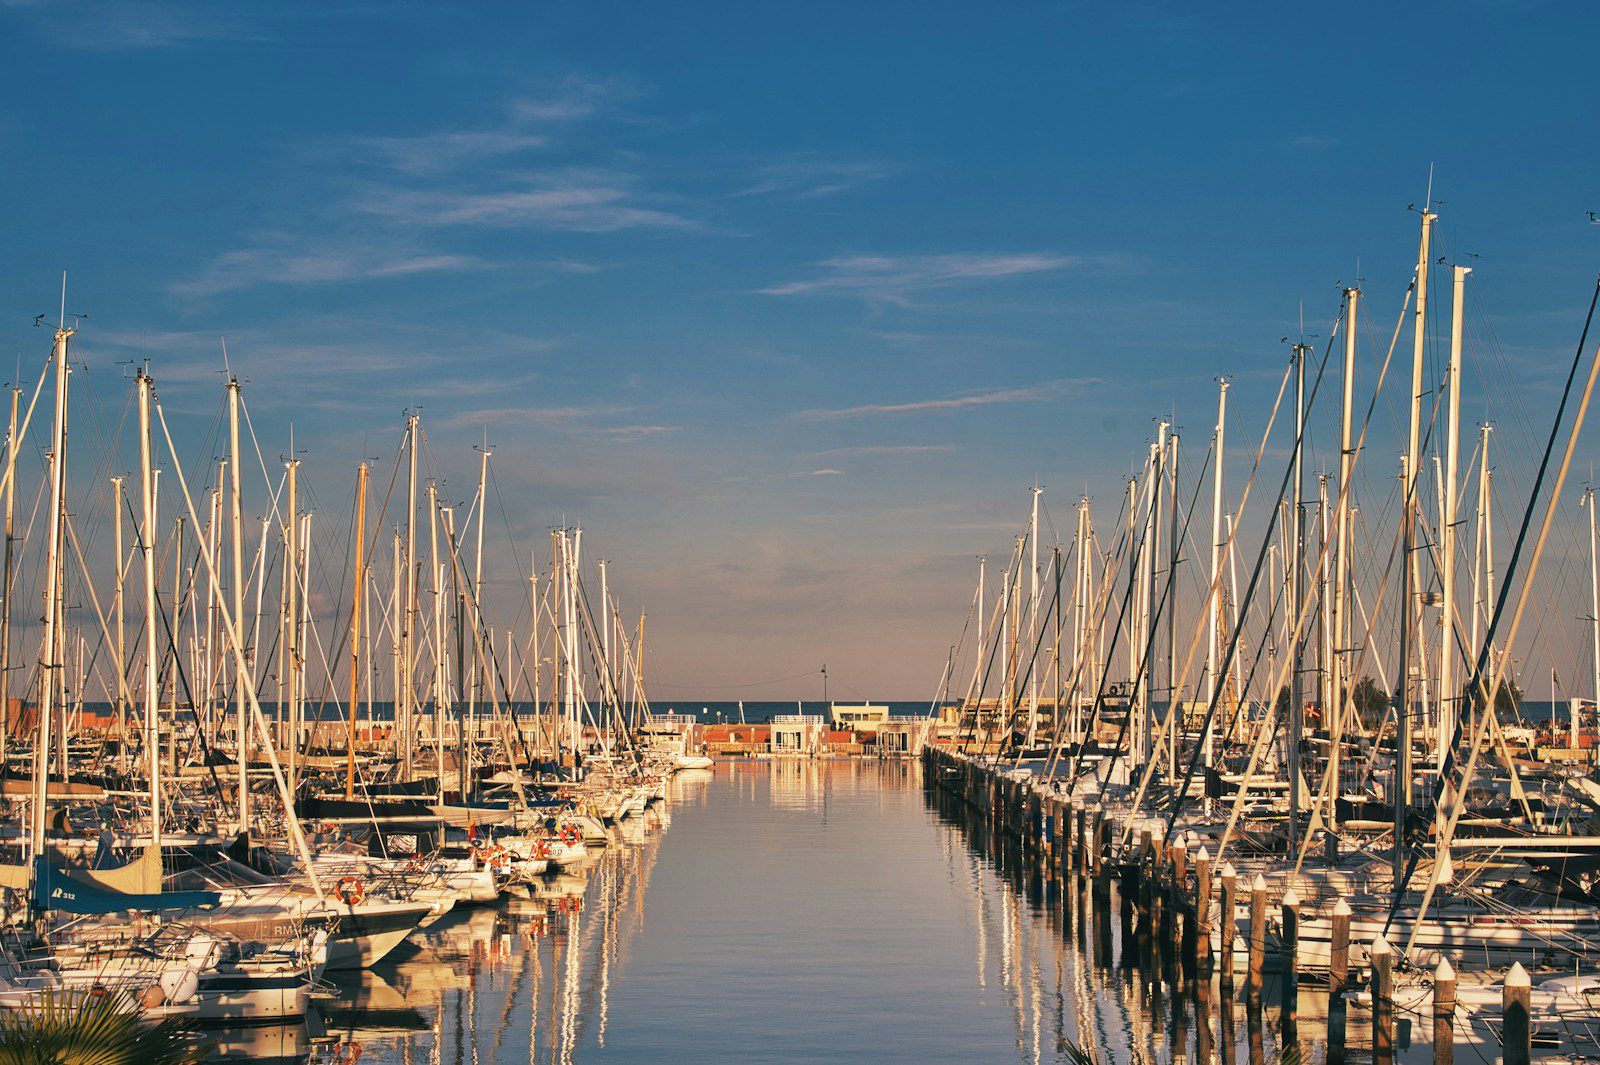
[218,760,1337,1064]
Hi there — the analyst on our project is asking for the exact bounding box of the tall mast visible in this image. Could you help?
[468,447,489,795]
[1124,474,1139,754]
[1328,287,1359,854]
[569,528,583,761]
[112,475,126,772]
[1073,502,1089,745]
[1288,342,1308,844]
[1588,487,1599,750]
[973,555,986,710]
[168,516,182,780]
[530,558,540,748]
[1438,265,1469,777]
[402,414,419,779]
[1206,380,1228,810]
[227,378,249,840]
[599,558,611,715]
[1397,205,1436,877]
[391,530,403,771]
[1165,430,1180,777]
[346,462,368,799]
[29,325,71,862]
[137,369,162,856]
[284,456,299,789]
[0,387,18,762]
[1028,484,1042,742]
[204,469,223,750]
[428,484,443,799]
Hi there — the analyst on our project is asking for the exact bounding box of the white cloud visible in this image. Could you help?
[736,154,889,199]
[358,174,695,232]
[762,252,1075,304]
[808,444,954,458]
[356,131,550,175]
[171,235,485,297]
[794,380,1084,421]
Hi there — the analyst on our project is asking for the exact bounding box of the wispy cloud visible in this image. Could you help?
[762,252,1076,305]
[351,76,644,175]
[808,444,954,458]
[8,0,263,49]
[509,76,644,123]
[437,404,674,443]
[171,234,486,297]
[804,468,844,476]
[795,379,1084,421]
[736,154,889,199]
[356,131,550,175]
[177,76,680,296]
[358,170,696,232]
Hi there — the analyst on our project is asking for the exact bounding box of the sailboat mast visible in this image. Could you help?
[1206,380,1228,808]
[284,457,299,789]
[1073,504,1089,745]
[137,369,162,855]
[29,326,71,862]
[1397,205,1436,876]
[346,462,367,799]
[1589,487,1599,748]
[227,378,249,839]
[1329,287,1359,852]
[1288,342,1308,844]
[427,484,443,800]
[391,530,402,771]
[1439,265,1469,775]
[402,414,419,779]
[1028,484,1041,740]
[0,388,18,762]
[468,447,488,794]
[111,475,126,772]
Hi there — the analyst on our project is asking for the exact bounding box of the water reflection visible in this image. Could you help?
[212,761,1390,1064]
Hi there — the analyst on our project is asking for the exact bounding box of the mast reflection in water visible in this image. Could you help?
[213,762,1325,1064]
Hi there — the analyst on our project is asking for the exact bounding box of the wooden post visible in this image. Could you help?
[1328,896,1351,1065]
[1280,886,1300,1053]
[1193,845,1212,972]
[1219,862,1237,986]
[1062,798,1075,872]
[1433,957,1455,1065]
[1371,934,1394,1064]
[1247,873,1267,1003]
[1090,807,1105,880]
[1329,897,1351,996]
[1280,887,1300,1013]
[1502,962,1530,1065]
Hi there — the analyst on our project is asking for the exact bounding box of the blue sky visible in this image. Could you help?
[2,1,1597,699]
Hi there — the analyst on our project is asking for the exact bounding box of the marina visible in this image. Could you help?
[5,3,1600,1062]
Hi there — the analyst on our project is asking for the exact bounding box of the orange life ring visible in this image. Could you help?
[335,876,365,906]
[533,838,551,859]
[560,825,581,846]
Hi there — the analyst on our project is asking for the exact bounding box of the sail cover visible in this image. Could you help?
[31,857,220,914]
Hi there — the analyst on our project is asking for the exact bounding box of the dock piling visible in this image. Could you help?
[1433,957,1454,1065]
[1219,863,1237,989]
[1246,873,1266,1004]
[1371,934,1394,1065]
[1502,962,1530,1065]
